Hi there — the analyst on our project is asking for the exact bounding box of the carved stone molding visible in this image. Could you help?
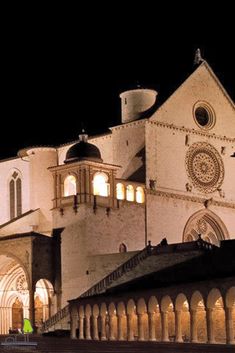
[185,142,224,193]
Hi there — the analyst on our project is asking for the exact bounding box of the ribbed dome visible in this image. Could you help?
[64,140,103,164]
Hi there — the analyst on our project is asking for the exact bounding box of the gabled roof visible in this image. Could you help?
[202,61,235,110]
[150,60,235,120]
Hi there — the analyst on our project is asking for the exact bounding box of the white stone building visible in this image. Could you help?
[0,59,234,340]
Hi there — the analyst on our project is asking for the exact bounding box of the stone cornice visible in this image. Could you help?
[147,120,235,143]
[203,61,235,111]
[147,189,235,209]
[110,119,146,131]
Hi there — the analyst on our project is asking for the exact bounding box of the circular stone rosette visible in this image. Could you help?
[16,274,28,295]
[185,142,224,193]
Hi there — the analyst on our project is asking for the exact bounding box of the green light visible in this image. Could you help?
[23,318,33,334]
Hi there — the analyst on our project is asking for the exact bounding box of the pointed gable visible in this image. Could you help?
[150,61,235,139]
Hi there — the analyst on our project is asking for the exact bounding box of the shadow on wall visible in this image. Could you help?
[122,148,145,183]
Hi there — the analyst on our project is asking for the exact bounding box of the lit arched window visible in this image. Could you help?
[93,172,109,197]
[116,183,125,200]
[119,243,127,253]
[9,172,22,220]
[136,186,145,203]
[64,175,77,197]
[126,185,134,201]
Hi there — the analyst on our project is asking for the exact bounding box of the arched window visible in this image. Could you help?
[64,175,77,197]
[126,185,134,201]
[119,243,127,253]
[116,183,125,200]
[9,172,22,220]
[136,186,145,203]
[93,172,109,197]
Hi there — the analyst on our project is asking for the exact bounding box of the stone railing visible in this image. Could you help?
[81,242,153,298]
[41,304,69,333]
[41,244,153,332]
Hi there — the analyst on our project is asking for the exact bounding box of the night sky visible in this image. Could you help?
[1,8,234,160]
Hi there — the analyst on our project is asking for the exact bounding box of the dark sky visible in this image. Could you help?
[1,8,234,159]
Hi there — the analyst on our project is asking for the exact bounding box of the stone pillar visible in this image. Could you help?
[190,309,198,343]
[79,316,84,340]
[100,315,107,341]
[148,313,156,341]
[117,314,124,340]
[127,314,134,341]
[161,311,169,342]
[206,308,215,344]
[225,307,235,345]
[109,314,115,341]
[175,310,183,342]
[29,287,35,330]
[85,315,91,340]
[92,315,99,340]
[138,313,145,341]
[70,311,78,339]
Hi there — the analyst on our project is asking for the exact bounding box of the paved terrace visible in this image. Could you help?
[0,335,234,353]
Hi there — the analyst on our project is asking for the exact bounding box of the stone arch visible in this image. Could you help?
[92,304,100,340]
[63,173,77,197]
[183,209,229,246]
[85,304,92,317]
[117,302,126,316]
[207,288,226,343]
[0,252,31,334]
[108,302,117,340]
[93,304,99,317]
[0,252,30,286]
[225,287,235,309]
[207,288,224,309]
[137,298,147,314]
[78,305,85,317]
[127,299,136,315]
[99,303,108,341]
[225,287,235,344]
[117,302,127,340]
[93,172,110,197]
[84,304,92,340]
[126,299,137,340]
[160,295,175,342]
[100,303,107,316]
[175,293,190,342]
[190,291,207,343]
[190,290,205,310]
[137,298,148,340]
[148,296,160,341]
[35,279,54,325]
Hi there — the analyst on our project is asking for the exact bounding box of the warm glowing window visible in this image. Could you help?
[116,183,125,200]
[93,172,109,197]
[126,185,134,201]
[136,186,145,203]
[64,175,77,197]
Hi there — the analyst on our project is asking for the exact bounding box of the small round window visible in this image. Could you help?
[193,102,215,129]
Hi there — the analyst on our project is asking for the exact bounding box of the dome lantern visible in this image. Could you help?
[64,132,103,164]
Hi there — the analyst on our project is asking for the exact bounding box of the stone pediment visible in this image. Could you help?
[150,61,235,139]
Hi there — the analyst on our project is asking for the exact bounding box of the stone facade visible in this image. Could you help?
[0,60,234,335]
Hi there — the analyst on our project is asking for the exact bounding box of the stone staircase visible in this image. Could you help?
[41,305,70,333]
[42,243,153,333]
[0,335,234,353]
